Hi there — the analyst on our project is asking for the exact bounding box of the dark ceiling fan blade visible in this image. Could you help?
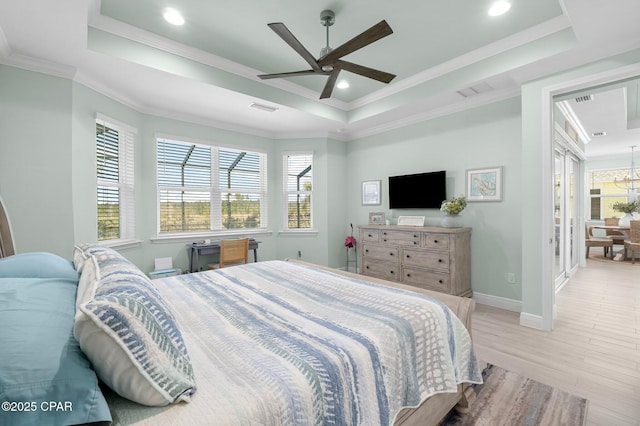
[267,23,321,71]
[337,60,396,83]
[320,67,342,99]
[318,20,393,66]
[258,69,322,79]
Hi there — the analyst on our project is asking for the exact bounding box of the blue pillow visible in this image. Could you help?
[0,252,78,281]
[0,276,112,426]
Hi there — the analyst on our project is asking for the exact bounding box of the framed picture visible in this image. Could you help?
[466,167,503,202]
[362,180,381,205]
[369,212,385,225]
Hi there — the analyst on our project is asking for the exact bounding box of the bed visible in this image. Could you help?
[0,199,481,426]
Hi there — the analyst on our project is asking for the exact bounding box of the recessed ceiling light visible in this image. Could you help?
[488,1,511,16]
[337,80,349,89]
[163,8,185,26]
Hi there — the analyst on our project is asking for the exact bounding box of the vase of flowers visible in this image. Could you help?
[612,200,639,226]
[440,196,467,228]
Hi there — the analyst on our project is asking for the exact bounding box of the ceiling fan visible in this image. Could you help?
[258,10,396,99]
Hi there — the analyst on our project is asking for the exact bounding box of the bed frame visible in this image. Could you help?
[0,195,15,258]
[285,259,476,425]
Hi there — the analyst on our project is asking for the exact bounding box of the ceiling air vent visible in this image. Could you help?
[574,94,594,103]
[591,131,607,137]
[249,102,278,113]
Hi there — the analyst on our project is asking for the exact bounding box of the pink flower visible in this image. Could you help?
[344,235,356,248]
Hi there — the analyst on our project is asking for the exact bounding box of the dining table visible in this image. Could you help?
[592,225,631,260]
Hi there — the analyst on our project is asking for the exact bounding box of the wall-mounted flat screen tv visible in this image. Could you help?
[388,170,446,209]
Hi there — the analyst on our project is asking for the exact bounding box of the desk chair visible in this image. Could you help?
[604,217,626,246]
[623,220,640,264]
[208,238,249,269]
[585,226,613,259]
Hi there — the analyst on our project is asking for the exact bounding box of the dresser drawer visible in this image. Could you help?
[402,248,449,272]
[362,244,400,262]
[422,233,450,251]
[362,230,380,242]
[380,230,421,246]
[402,267,450,293]
[362,259,399,281]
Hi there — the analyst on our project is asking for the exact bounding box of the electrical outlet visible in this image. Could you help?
[507,273,516,284]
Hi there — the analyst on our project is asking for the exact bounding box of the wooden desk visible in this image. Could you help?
[188,239,260,273]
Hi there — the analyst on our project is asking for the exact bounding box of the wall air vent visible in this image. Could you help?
[591,131,607,137]
[249,102,278,113]
[574,95,594,103]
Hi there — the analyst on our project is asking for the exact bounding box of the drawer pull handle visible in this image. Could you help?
[434,240,438,243]
[439,279,443,284]
[406,254,410,258]
[414,241,418,245]
[389,252,394,256]
[365,249,369,253]
[390,270,394,274]
[383,232,387,235]
[366,266,370,269]
[438,259,443,263]
[368,234,372,237]
[407,273,411,277]
[383,239,387,242]
[413,234,418,238]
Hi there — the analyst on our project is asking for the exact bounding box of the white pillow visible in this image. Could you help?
[74,246,196,406]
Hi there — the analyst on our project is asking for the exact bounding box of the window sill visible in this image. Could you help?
[278,229,319,236]
[151,229,273,244]
[100,239,143,250]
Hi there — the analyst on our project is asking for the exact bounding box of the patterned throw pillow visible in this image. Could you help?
[74,246,196,406]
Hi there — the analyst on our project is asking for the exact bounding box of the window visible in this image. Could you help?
[96,116,135,241]
[588,168,631,220]
[157,137,267,234]
[283,153,313,230]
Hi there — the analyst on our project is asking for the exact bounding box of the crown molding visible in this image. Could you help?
[0,53,76,79]
[345,86,521,140]
[73,70,145,112]
[88,12,349,111]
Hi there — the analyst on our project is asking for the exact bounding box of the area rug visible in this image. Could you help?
[589,253,640,265]
[440,364,588,426]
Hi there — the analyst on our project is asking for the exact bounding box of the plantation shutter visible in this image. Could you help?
[96,114,136,241]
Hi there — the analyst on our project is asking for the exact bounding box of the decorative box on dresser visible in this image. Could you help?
[358,225,472,297]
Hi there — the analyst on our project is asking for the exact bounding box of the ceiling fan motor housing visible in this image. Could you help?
[320,10,335,26]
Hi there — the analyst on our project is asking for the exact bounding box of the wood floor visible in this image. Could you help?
[472,254,640,425]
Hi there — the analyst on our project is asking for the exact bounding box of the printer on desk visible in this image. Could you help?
[148,257,181,279]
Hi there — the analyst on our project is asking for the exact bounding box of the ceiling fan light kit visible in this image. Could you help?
[257,10,395,99]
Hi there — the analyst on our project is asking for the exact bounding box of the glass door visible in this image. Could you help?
[554,146,581,290]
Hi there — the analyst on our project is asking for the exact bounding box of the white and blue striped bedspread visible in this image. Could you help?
[107,260,481,425]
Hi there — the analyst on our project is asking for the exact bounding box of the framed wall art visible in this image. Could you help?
[362,180,381,205]
[368,212,385,225]
[466,167,503,202]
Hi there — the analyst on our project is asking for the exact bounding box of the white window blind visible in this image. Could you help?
[283,153,313,229]
[157,137,267,234]
[96,116,135,241]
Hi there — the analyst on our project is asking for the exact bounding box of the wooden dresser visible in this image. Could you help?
[358,225,471,297]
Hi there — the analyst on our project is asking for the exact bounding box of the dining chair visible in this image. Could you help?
[585,225,613,259]
[208,238,249,269]
[623,220,640,264]
[604,217,625,246]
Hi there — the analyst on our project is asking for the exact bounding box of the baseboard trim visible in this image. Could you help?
[519,312,544,330]
[473,292,521,312]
